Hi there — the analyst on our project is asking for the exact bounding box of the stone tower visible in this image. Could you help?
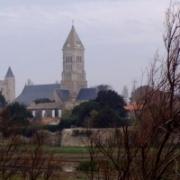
[61,25,87,96]
[4,67,15,103]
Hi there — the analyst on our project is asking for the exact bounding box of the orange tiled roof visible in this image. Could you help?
[125,103,143,111]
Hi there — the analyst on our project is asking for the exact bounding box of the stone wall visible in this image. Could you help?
[28,128,115,147]
[60,128,116,147]
[61,128,91,147]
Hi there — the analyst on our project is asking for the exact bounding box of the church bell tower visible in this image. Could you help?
[61,25,87,96]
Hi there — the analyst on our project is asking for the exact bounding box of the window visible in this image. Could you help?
[76,56,82,63]
[66,56,72,63]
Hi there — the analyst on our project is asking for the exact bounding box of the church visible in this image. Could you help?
[16,25,101,123]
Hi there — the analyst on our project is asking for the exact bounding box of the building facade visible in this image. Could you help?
[0,67,15,103]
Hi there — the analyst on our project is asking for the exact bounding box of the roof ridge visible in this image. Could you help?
[25,83,60,87]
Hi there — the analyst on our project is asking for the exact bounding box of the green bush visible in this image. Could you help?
[76,161,97,172]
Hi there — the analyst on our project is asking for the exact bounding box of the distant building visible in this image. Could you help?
[16,25,99,123]
[0,67,15,103]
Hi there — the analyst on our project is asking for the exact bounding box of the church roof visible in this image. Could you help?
[5,67,14,78]
[16,84,60,106]
[76,88,98,101]
[16,84,100,106]
[63,25,84,50]
[55,89,70,102]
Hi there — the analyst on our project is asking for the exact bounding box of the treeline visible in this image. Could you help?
[0,88,130,136]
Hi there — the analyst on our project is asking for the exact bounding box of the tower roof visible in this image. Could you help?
[63,25,84,50]
[5,67,14,78]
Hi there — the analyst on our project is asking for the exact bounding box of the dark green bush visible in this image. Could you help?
[76,161,97,172]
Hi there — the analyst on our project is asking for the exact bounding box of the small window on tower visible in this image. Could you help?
[66,56,72,63]
[70,56,72,63]
[76,56,82,63]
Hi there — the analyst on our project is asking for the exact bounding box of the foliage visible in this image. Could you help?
[6,102,32,126]
[71,101,100,127]
[0,102,32,136]
[90,107,124,128]
[47,89,128,129]
[65,89,128,128]
[20,126,39,137]
[96,90,126,116]
[0,132,88,179]
[76,161,97,172]
[86,4,180,180]
[0,93,6,108]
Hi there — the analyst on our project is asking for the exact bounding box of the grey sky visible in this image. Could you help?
[0,0,172,96]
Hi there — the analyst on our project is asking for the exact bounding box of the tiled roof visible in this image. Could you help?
[125,102,143,111]
[16,84,99,106]
[55,89,70,102]
[16,84,60,106]
[76,88,98,101]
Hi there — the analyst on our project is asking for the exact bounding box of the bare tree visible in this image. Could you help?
[0,135,23,180]
[87,4,180,180]
[20,132,56,180]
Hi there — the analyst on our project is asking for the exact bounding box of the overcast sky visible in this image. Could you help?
[0,0,173,96]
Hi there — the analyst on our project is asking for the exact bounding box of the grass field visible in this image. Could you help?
[15,144,90,155]
[0,145,90,180]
